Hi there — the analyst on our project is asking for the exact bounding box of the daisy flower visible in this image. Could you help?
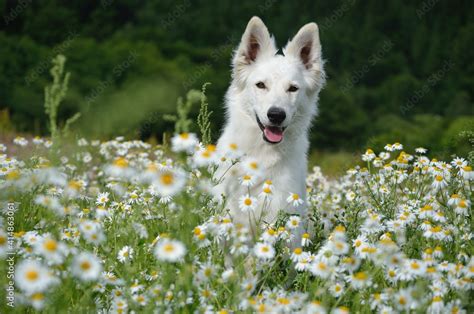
[242,158,263,176]
[118,246,134,263]
[150,168,186,197]
[455,199,470,216]
[451,157,467,169]
[431,174,448,190]
[239,194,257,212]
[171,132,198,153]
[362,148,376,161]
[329,282,345,298]
[301,232,312,247]
[193,144,218,167]
[254,242,275,260]
[346,271,371,289]
[71,252,103,282]
[96,192,110,205]
[304,301,326,314]
[154,239,186,262]
[287,192,304,207]
[309,259,332,279]
[34,236,67,265]
[286,216,301,230]
[240,174,255,187]
[290,247,306,262]
[459,166,473,180]
[261,228,278,244]
[15,260,54,293]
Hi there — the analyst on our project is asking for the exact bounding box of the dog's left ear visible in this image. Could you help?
[285,23,322,70]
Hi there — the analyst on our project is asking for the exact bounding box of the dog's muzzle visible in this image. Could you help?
[256,115,286,144]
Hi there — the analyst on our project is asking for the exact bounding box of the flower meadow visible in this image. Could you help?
[0,135,473,313]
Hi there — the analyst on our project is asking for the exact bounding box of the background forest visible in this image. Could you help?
[0,0,473,173]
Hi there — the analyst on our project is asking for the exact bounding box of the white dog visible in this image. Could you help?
[215,17,325,239]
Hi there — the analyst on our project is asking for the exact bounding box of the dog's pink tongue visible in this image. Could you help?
[264,126,283,143]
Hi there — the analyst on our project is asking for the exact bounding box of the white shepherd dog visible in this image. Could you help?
[215,16,325,242]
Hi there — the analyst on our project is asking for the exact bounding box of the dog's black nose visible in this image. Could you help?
[267,107,286,124]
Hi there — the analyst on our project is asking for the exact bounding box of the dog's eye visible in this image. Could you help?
[288,85,299,92]
[256,82,266,89]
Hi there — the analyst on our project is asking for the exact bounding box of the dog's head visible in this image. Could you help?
[232,17,325,144]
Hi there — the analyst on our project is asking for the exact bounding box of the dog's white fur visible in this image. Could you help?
[215,17,325,236]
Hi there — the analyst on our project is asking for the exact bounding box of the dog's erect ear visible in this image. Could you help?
[233,17,276,73]
[285,23,322,70]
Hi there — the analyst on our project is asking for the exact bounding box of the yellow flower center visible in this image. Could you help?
[31,293,44,301]
[179,133,189,139]
[26,270,39,281]
[354,272,367,280]
[244,198,252,206]
[80,261,92,271]
[163,243,175,253]
[277,297,290,305]
[113,157,128,168]
[43,239,58,251]
[160,173,174,185]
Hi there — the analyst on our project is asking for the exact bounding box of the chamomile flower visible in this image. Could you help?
[455,199,470,216]
[362,149,376,161]
[150,168,186,197]
[329,282,345,298]
[15,260,54,293]
[286,216,301,230]
[301,233,312,247]
[254,242,275,260]
[96,192,110,205]
[71,252,103,282]
[346,271,371,289]
[259,180,274,199]
[415,147,428,154]
[309,259,332,279]
[117,246,134,263]
[171,132,199,153]
[459,166,473,180]
[431,174,448,190]
[34,236,67,265]
[451,157,467,169]
[239,194,257,212]
[287,192,304,207]
[240,174,255,187]
[154,239,186,262]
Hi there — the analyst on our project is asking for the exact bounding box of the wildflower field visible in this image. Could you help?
[0,133,473,313]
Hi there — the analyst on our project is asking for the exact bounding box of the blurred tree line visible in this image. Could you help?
[0,0,473,156]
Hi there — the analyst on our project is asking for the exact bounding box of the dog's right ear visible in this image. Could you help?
[232,17,276,78]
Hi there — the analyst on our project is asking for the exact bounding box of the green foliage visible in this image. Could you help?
[44,54,80,141]
[197,83,213,145]
[164,89,201,134]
